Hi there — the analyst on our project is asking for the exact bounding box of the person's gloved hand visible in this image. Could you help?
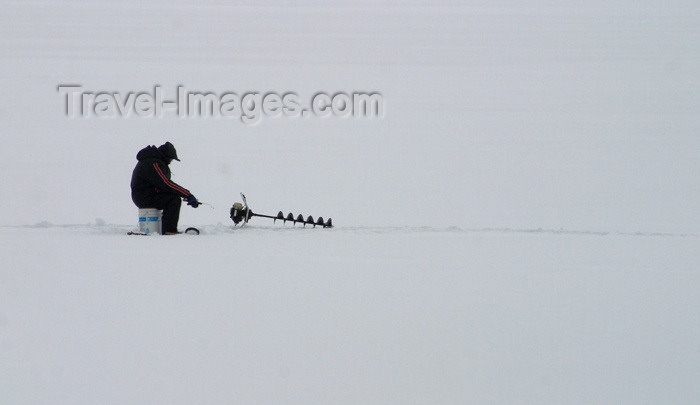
[186,194,200,208]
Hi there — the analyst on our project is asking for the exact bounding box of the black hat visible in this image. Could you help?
[158,142,180,161]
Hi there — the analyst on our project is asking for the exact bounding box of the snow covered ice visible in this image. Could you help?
[1,1,699,404]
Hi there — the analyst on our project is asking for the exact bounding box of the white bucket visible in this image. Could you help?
[138,208,162,235]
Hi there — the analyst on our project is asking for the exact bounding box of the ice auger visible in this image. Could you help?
[230,193,333,228]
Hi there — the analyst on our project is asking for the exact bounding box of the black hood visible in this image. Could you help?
[136,145,165,162]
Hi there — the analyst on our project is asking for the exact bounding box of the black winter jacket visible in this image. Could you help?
[130,145,191,205]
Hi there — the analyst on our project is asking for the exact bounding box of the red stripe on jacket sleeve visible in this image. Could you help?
[153,163,190,196]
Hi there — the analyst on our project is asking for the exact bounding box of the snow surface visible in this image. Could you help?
[1,1,700,404]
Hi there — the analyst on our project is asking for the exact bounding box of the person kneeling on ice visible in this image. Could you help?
[130,142,199,235]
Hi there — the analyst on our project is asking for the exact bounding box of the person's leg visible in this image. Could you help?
[158,195,182,233]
